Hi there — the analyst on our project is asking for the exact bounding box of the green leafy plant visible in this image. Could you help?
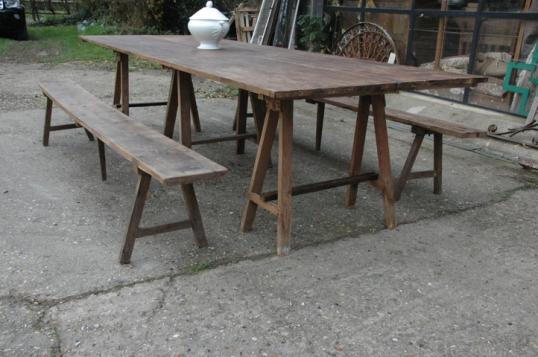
[297,15,329,53]
[76,0,242,34]
[189,260,211,273]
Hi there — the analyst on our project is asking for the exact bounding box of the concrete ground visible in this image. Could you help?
[1,63,537,356]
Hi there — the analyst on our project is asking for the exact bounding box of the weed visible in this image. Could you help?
[189,261,210,273]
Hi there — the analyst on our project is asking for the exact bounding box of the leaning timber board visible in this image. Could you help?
[81,35,487,100]
[318,96,486,138]
[250,0,277,45]
[39,80,227,186]
[525,95,538,125]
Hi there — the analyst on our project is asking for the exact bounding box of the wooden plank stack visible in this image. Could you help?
[250,0,301,48]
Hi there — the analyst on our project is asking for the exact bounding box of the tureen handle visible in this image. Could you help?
[218,21,228,38]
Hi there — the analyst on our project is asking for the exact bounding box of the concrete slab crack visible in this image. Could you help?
[147,277,172,321]
[2,183,536,315]
[34,310,63,357]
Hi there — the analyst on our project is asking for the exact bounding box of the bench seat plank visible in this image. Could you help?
[317,96,486,138]
[40,80,227,186]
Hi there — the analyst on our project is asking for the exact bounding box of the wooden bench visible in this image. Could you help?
[311,96,486,200]
[40,80,227,264]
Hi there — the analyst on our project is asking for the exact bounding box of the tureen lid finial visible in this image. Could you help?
[189,0,228,21]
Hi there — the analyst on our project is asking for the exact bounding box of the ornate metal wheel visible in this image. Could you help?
[335,22,399,63]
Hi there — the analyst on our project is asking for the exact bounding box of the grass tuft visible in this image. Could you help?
[0,22,162,69]
[0,38,9,54]
[0,23,115,63]
[188,261,211,273]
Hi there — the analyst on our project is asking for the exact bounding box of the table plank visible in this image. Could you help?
[81,35,486,100]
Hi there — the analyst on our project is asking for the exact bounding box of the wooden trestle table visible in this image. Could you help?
[81,35,486,256]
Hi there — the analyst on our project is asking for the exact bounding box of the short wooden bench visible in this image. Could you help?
[40,80,227,264]
[311,96,486,200]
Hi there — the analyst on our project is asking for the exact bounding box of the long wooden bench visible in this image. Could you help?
[40,80,227,264]
[311,96,486,200]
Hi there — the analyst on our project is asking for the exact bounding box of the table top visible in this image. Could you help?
[81,35,487,100]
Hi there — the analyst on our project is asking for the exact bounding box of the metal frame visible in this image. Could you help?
[324,0,537,117]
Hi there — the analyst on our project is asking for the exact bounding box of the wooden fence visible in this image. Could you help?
[22,0,78,21]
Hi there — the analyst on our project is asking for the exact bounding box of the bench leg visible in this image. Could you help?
[236,89,248,154]
[85,129,95,142]
[120,172,151,264]
[181,184,208,248]
[395,128,426,201]
[43,97,53,147]
[433,133,443,194]
[345,96,370,207]
[120,172,210,264]
[315,102,325,151]
[97,139,107,181]
[43,96,94,146]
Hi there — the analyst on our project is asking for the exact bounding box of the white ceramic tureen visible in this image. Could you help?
[188,1,230,50]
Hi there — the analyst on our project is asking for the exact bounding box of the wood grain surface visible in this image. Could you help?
[81,35,487,100]
[40,80,227,186]
[317,96,486,138]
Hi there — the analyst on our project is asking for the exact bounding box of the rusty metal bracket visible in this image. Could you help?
[487,120,538,149]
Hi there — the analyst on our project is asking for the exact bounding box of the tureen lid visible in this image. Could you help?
[190,1,229,21]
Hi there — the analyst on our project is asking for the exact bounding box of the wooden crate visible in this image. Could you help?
[235,6,259,43]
